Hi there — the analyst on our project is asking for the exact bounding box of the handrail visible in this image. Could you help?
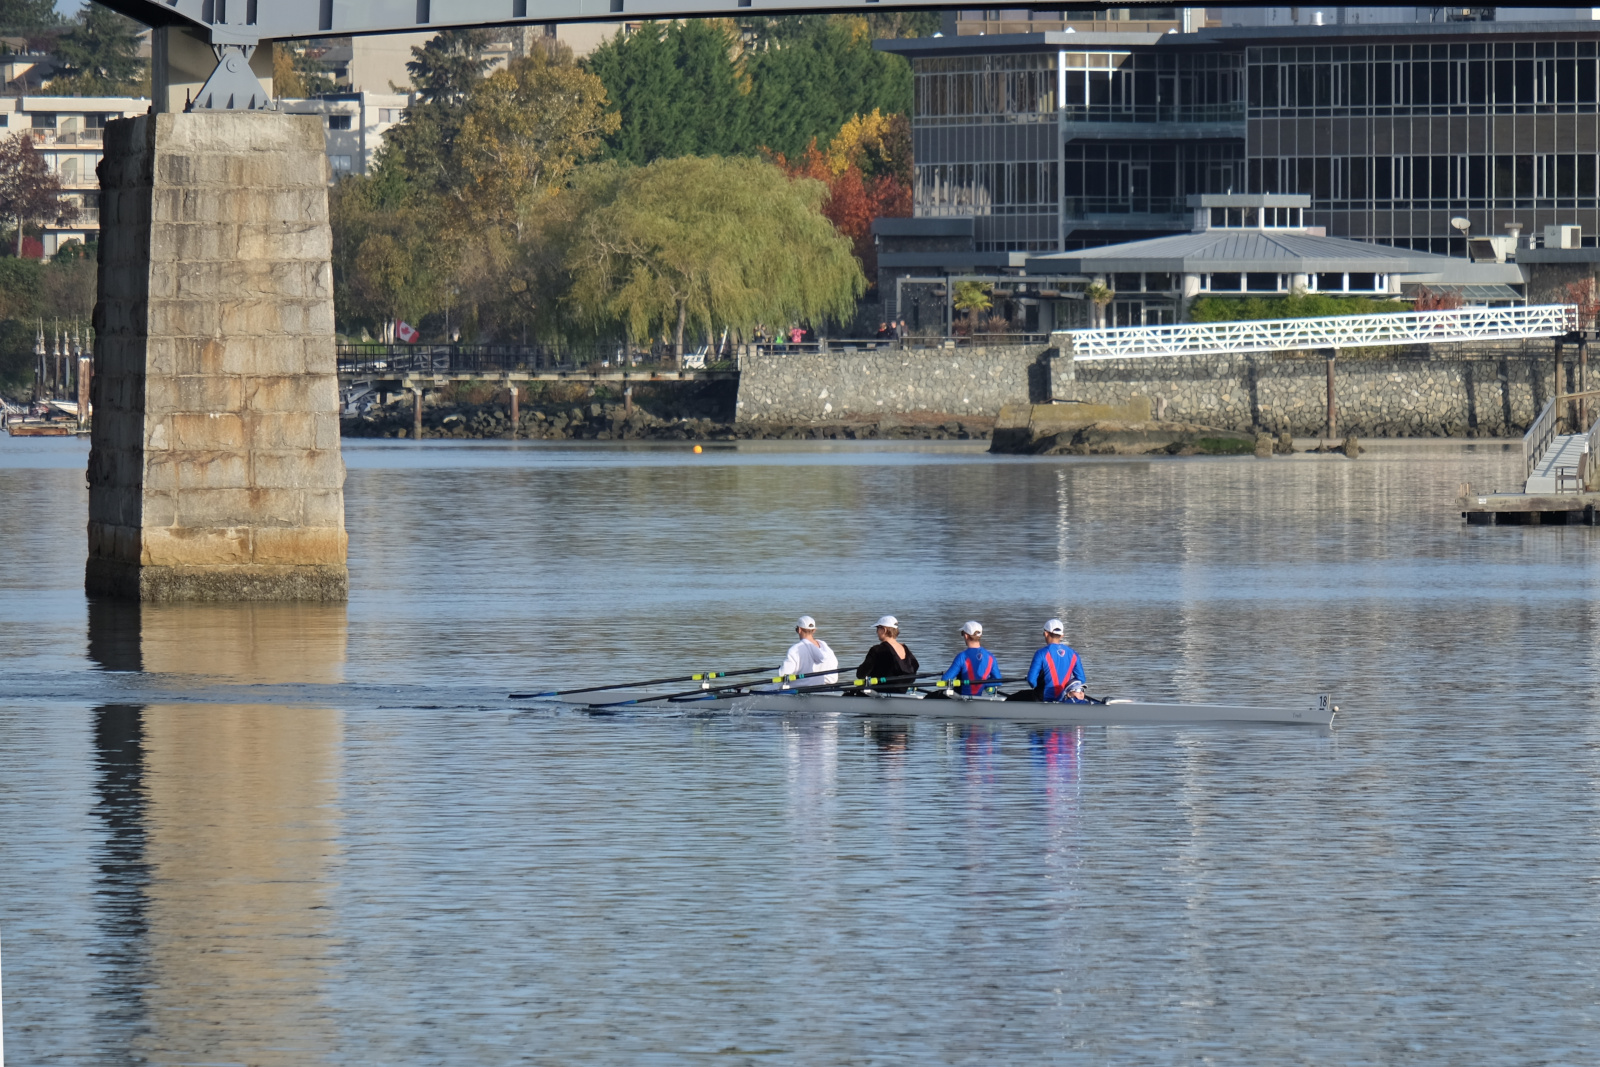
[1067,304,1577,361]
[1525,396,1561,481]
[1587,411,1600,492]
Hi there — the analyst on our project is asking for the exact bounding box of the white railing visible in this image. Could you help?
[1587,411,1600,492]
[1067,304,1577,361]
[1524,395,1561,481]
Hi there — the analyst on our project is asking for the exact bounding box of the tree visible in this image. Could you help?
[1083,281,1114,327]
[953,280,992,331]
[377,30,497,201]
[1563,278,1600,329]
[772,115,911,282]
[452,47,619,236]
[0,0,61,34]
[0,133,78,257]
[564,156,863,359]
[45,4,146,96]
[272,40,336,98]
[586,20,749,165]
[744,17,912,159]
[1411,285,1465,312]
[405,29,496,103]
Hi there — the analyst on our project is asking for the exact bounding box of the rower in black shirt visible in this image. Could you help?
[855,615,920,693]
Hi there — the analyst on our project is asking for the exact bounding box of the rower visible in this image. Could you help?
[778,615,839,687]
[1009,618,1088,703]
[855,615,919,693]
[937,620,1002,697]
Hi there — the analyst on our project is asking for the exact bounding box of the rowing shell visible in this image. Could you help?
[588,690,1336,726]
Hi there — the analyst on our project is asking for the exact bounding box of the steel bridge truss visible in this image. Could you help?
[1064,305,1578,361]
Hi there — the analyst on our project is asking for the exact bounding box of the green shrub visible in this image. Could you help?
[1188,293,1409,323]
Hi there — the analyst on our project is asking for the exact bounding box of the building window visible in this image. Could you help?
[378,108,405,123]
[1246,272,1280,291]
[31,113,56,129]
[0,115,8,127]
[330,154,354,173]
[1207,273,1243,291]
[328,114,353,130]
[84,113,110,129]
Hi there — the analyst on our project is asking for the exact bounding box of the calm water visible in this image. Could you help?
[2,436,1598,1065]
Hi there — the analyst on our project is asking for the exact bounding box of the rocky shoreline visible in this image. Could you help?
[340,400,994,442]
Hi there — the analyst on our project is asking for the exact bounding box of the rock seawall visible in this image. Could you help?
[734,340,1567,437]
[1059,350,1557,437]
[735,344,1044,423]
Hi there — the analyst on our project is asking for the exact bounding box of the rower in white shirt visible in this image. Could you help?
[777,615,839,687]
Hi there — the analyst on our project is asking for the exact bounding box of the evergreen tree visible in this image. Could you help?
[745,17,911,159]
[378,31,497,200]
[406,29,495,104]
[585,20,749,165]
[0,0,61,35]
[46,3,146,95]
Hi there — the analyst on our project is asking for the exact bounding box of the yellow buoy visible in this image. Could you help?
[693,445,703,453]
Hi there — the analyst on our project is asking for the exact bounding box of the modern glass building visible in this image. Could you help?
[876,17,1600,307]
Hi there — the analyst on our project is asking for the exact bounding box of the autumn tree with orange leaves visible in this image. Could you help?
[772,109,912,285]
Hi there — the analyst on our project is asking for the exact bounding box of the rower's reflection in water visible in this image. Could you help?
[866,719,910,753]
[1030,727,1087,906]
[86,602,348,1067]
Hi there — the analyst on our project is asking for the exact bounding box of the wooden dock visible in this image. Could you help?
[1462,388,1600,524]
[1460,486,1600,524]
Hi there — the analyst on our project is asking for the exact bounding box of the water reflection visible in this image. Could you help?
[85,603,348,1067]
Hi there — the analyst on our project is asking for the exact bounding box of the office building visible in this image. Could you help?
[875,14,1600,317]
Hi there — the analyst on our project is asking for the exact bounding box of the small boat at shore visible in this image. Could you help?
[579,689,1335,727]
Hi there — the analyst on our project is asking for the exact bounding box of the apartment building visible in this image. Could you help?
[1,95,149,256]
[278,91,412,179]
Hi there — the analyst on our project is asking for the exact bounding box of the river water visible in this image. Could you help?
[2,436,1598,1065]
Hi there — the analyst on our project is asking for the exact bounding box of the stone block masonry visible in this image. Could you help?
[87,112,347,601]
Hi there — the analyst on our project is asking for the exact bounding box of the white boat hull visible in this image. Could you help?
[595,690,1335,726]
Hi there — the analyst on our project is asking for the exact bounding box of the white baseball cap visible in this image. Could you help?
[1043,618,1065,636]
[875,615,899,629]
[961,620,983,636]
[796,616,817,630]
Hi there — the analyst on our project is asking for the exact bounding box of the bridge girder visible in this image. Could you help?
[96,0,1047,45]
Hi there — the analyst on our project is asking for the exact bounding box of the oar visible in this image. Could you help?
[508,665,776,700]
[584,666,869,709]
[660,670,946,704]
[593,670,941,709]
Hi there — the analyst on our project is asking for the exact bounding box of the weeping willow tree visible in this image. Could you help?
[563,155,864,359]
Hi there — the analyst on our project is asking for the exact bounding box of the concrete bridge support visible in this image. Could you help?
[86,111,347,601]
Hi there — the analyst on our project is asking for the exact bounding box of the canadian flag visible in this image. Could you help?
[395,320,420,343]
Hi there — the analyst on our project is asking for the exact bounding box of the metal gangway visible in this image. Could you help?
[1064,304,1577,361]
[1523,389,1600,494]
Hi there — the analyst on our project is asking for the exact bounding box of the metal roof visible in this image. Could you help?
[1030,230,1476,275]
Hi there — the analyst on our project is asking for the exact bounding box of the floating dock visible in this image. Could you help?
[1461,387,1600,524]
[1460,487,1600,524]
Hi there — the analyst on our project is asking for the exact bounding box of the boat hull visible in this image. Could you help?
[600,690,1335,726]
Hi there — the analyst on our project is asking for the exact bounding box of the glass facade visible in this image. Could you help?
[904,27,1600,262]
[1245,41,1600,252]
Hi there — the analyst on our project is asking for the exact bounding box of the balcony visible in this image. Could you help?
[23,129,105,147]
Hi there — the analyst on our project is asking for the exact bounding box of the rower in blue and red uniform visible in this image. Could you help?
[938,620,1003,696]
[1008,618,1089,703]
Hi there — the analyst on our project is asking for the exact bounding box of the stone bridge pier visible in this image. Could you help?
[86,111,347,601]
